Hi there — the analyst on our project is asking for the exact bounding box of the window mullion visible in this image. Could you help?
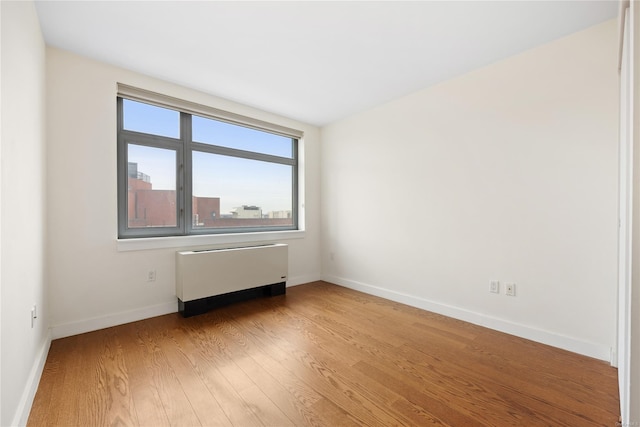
[117,98,127,238]
[191,141,296,166]
[293,139,299,230]
[182,112,192,235]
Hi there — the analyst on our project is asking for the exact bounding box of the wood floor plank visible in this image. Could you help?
[465,334,618,423]
[117,322,172,427]
[353,358,496,426]
[187,314,259,395]
[219,305,349,427]
[86,327,138,427]
[201,309,320,426]
[49,336,85,426]
[224,317,323,410]
[28,281,620,426]
[248,296,390,367]
[27,336,75,426]
[170,318,265,427]
[403,331,618,424]
[304,282,616,422]
[470,329,619,399]
[226,298,416,426]
[285,286,408,348]
[152,321,233,426]
[126,319,202,426]
[268,298,492,424]
[309,398,364,427]
[295,281,482,343]
[237,384,296,427]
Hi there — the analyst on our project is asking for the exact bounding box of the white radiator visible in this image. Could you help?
[176,243,288,316]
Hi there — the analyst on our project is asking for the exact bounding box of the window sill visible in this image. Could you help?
[116,230,305,252]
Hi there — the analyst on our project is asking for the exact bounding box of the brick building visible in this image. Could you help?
[128,163,291,229]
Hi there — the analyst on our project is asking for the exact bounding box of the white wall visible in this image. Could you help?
[0,2,49,425]
[630,1,640,421]
[46,48,321,337]
[321,20,619,361]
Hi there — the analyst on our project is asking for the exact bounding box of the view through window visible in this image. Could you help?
[118,97,298,238]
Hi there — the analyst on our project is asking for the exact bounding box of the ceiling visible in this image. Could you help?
[34,1,618,127]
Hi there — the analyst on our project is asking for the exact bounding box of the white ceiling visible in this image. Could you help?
[34,1,618,126]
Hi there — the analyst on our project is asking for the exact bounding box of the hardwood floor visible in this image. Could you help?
[28,281,620,426]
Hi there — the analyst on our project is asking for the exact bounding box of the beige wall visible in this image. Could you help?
[45,48,322,337]
[321,20,619,361]
[0,1,49,425]
[630,1,639,422]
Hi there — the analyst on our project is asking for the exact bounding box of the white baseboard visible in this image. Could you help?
[12,330,52,427]
[50,301,178,340]
[50,275,322,340]
[287,273,322,287]
[323,274,612,363]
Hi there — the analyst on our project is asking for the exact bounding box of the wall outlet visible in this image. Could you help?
[505,283,516,296]
[147,270,156,282]
[490,281,500,293]
[31,305,37,328]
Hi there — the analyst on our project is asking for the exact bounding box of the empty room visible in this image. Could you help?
[1,0,638,426]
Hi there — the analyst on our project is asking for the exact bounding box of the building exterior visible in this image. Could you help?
[127,163,292,229]
[268,210,292,219]
[231,205,262,219]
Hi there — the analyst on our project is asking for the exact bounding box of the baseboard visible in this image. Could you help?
[323,274,612,363]
[11,330,52,427]
[50,274,322,339]
[287,273,322,287]
[50,301,178,339]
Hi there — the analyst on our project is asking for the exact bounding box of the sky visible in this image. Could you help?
[124,99,294,214]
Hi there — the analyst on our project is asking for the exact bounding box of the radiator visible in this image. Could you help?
[176,243,288,317]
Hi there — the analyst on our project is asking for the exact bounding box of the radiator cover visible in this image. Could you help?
[176,243,288,317]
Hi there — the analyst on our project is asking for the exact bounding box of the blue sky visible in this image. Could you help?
[124,99,293,214]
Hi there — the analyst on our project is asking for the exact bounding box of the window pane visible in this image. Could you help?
[127,144,177,228]
[192,151,293,229]
[192,115,293,158]
[123,99,180,138]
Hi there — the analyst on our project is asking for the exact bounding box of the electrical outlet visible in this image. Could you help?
[490,281,500,293]
[505,283,516,296]
[31,305,37,328]
[147,270,156,282]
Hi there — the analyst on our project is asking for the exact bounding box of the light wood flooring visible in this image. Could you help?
[28,281,620,426]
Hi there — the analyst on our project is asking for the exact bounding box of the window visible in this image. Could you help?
[117,86,301,239]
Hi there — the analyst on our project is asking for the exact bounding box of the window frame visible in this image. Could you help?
[117,85,301,239]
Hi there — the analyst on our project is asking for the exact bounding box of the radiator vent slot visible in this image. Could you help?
[176,243,288,317]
